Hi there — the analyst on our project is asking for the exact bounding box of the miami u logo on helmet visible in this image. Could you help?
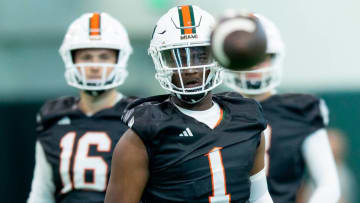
[177,5,199,40]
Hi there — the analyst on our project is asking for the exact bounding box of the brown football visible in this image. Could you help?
[211,13,267,71]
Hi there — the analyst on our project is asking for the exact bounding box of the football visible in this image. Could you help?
[211,12,267,71]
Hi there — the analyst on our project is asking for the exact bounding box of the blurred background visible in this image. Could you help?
[0,0,359,202]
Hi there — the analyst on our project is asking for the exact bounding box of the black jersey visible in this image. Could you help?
[123,92,267,203]
[36,96,133,203]
[260,94,328,203]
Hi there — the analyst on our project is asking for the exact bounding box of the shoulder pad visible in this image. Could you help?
[112,96,138,113]
[214,91,244,100]
[265,93,328,126]
[276,93,320,108]
[125,94,170,111]
[121,95,175,148]
[122,94,172,128]
[214,91,260,109]
[36,96,78,132]
[214,91,267,131]
[39,96,78,117]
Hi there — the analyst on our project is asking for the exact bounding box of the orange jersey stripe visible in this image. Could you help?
[90,13,100,36]
[214,108,224,128]
[181,6,193,34]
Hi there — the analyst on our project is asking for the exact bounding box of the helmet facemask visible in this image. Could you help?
[64,49,129,91]
[224,54,283,95]
[150,45,223,103]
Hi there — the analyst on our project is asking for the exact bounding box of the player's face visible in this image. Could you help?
[161,46,213,89]
[73,48,118,80]
[245,55,272,78]
[171,67,211,89]
[233,54,272,81]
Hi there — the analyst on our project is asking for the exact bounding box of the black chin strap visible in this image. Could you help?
[175,91,208,104]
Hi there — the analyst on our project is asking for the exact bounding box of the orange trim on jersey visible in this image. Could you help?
[214,108,224,128]
[89,13,101,36]
[206,147,231,203]
[180,6,193,34]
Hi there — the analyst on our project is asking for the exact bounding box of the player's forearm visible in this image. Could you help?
[307,164,340,203]
[308,184,341,203]
[302,128,341,203]
[27,141,55,203]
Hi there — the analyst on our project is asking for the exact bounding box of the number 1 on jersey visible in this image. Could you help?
[206,147,231,203]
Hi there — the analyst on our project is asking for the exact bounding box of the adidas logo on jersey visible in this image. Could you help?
[57,116,71,125]
[179,128,194,137]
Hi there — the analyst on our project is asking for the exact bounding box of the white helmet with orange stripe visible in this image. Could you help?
[59,12,132,91]
[149,5,223,104]
[223,13,285,95]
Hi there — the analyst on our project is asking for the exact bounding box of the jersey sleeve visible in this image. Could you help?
[318,99,329,126]
[36,96,78,133]
[304,96,329,130]
[252,100,267,147]
[220,92,268,131]
[215,92,267,148]
[121,95,171,147]
[254,100,268,131]
[278,94,329,131]
[27,141,56,203]
[36,112,45,133]
[122,106,156,148]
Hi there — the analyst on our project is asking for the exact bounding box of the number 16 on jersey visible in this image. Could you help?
[59,132,111,193]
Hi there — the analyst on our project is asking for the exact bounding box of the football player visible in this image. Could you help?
[27,12,134,203]
[105,5,273,203]
[222,14,341,203]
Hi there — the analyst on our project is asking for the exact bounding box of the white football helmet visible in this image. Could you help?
[59,12,132,91]
[223,13,285,95]
[149,5,223,103]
